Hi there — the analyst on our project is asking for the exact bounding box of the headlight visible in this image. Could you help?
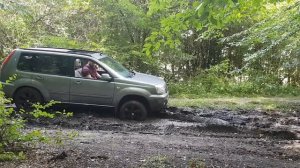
[156,85,166,94]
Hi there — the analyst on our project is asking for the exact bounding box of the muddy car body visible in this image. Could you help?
[0,48,168,120]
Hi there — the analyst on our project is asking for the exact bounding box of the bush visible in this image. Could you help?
[168,61,300,97]
[0,83,72,161]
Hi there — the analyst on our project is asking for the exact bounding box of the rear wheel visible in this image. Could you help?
[13,87,44,110]
[119,100,147,121]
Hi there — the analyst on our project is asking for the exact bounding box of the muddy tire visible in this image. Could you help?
[119,100,147,121]
[13,87,44,110]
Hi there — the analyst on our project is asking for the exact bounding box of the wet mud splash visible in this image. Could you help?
[6,106,299,168]
[165,107,300,140]
[29,106,300,140]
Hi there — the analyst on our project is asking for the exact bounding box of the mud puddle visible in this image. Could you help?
[3,105,299,168]
[165,107,300,140]
[28,106,300,140]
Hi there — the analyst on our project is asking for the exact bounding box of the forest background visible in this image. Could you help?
[0,0,299,98]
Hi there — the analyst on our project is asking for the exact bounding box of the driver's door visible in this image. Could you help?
[69,58,115,106]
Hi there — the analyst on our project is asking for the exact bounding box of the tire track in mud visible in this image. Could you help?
[19,106,300,167]
[30,106,300,140]
[164,107,300,140]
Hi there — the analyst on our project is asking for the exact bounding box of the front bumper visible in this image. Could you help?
[148,92,169,113]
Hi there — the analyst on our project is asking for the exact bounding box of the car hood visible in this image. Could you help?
[130,72,165,86]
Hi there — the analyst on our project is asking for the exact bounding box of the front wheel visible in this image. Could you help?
[13,87,44,110]
[119,100,147,121]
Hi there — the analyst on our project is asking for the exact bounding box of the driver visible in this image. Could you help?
[82,61,101,79]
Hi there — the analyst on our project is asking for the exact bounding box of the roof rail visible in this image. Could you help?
[26,47,100,53]
[20,47,101,56]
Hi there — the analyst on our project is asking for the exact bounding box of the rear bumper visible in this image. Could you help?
[148,92,169,113]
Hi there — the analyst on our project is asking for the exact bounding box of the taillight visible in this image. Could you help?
[1,50,16,70]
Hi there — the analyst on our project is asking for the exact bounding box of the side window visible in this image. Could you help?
[38,55,72,76]
[17,53,73,76]
[17,53,39,72]
[38,55,60,75]
[73,58,106,79]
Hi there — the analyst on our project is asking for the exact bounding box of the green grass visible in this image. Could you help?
[169,97,300,112]
[141,155,170,168]
[0,152,25,162]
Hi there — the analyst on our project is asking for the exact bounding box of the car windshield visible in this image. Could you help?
[99,56,131,77]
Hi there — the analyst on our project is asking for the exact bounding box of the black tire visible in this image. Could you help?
[13,87,44,110]
[119,100,147,121]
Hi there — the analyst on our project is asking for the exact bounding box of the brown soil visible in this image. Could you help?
[0,106,299,168]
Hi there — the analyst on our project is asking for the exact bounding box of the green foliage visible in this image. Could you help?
[144,0,273,54]
[48,130,78,146]
[0,0,299,98]
[169,61,300,97]
[169,97,300,112]
[223,0,300,86]
[40,36,82,49]
[0,151,25,162]
[0,82,72,161]
[141,155,170,168]
[30,100,73,119]
[170,78,300,98]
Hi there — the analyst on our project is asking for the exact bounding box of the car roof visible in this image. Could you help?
[20,47,103,58]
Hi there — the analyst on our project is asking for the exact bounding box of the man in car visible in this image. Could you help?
[82,61,101,79]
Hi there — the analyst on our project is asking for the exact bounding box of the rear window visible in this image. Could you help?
[17,52,73,76]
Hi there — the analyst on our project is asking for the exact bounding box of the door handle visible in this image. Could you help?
[75,81,81,84]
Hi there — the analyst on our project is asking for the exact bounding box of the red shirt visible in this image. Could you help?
[82,64,99,79]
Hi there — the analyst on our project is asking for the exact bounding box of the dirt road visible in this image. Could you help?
[1,106,299,168]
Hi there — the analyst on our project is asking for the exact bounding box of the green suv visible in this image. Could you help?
[0,48,168,120]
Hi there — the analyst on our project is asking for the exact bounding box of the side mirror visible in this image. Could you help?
[100,73,112,81]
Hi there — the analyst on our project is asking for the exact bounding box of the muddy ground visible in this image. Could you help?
[1,105,300,168]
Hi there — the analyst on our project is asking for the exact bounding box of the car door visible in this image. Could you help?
[17,52,73,102]
[69,58,115,106]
